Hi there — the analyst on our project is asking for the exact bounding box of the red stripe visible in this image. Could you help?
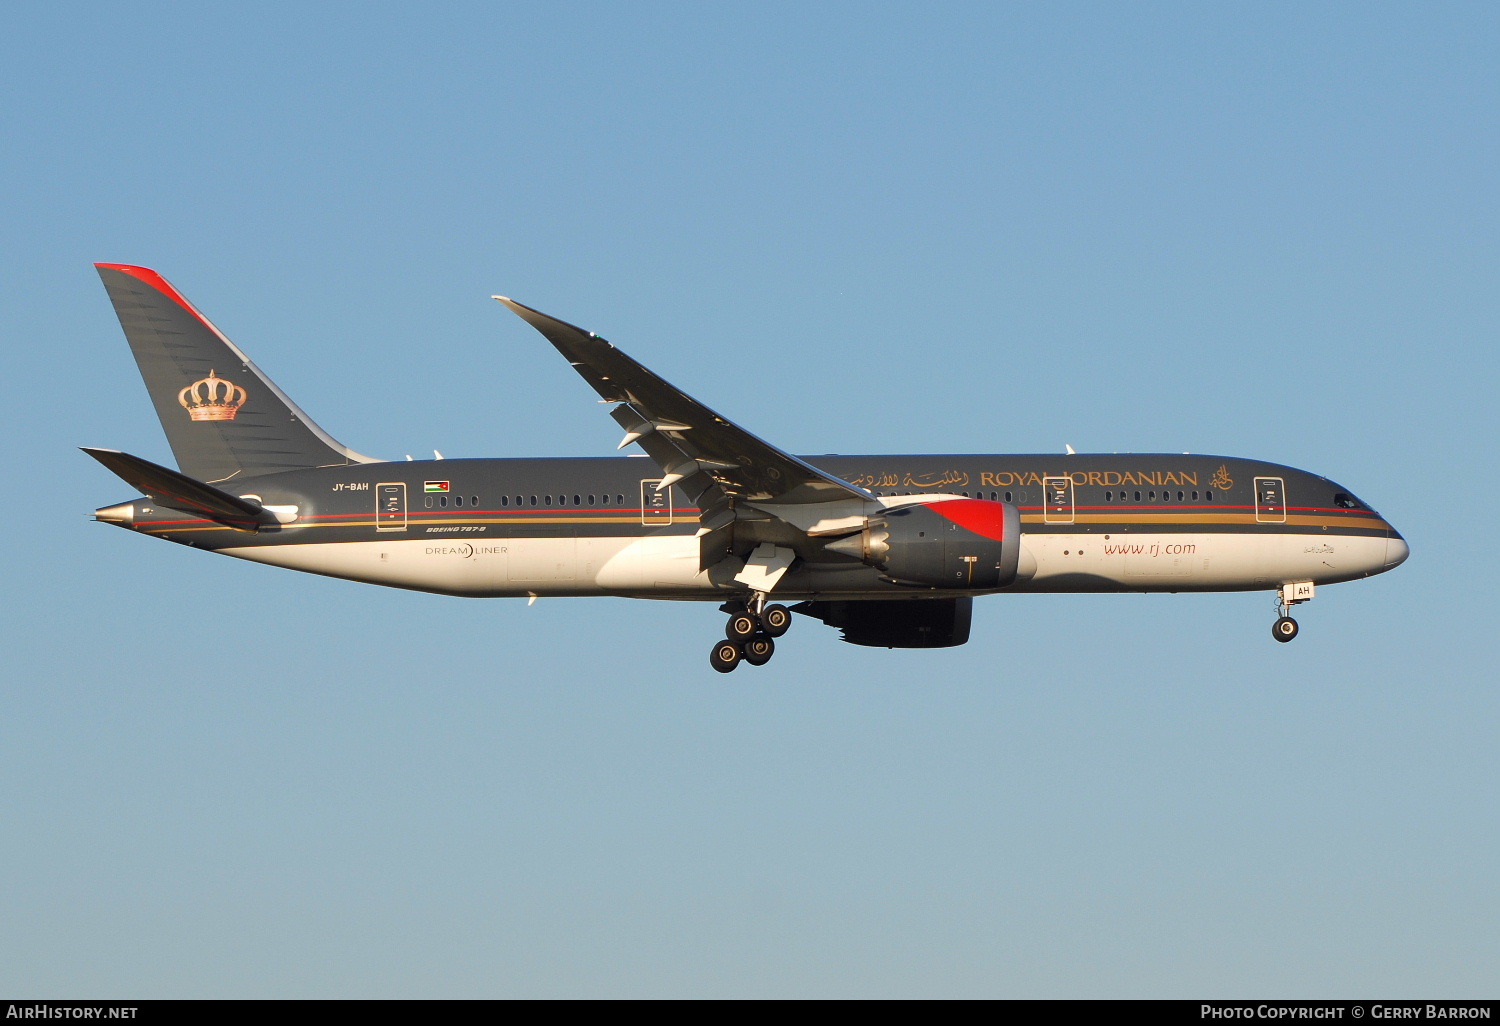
[94,263,208,324]
[925,498,1008,541]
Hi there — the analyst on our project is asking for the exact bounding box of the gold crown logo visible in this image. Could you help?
[178,370,247,422]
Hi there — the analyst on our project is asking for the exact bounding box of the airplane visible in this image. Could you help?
[85,263,1409,671]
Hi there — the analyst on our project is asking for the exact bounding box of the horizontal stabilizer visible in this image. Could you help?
[81,447,279,532]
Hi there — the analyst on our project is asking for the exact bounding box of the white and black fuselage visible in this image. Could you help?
[100,452,1405,600]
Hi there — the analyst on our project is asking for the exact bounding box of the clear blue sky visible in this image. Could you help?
[2,1,1495,998]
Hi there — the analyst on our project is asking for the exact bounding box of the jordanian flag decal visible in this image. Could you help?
[424,481,450,493]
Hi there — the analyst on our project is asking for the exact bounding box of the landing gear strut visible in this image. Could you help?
[709,598,792,672]
[1271,582,1314,643]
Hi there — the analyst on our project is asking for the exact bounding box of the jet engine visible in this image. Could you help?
[823,498,1023,589]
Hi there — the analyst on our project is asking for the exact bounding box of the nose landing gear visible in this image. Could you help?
[709,599,792,672]
[1271,582,1314,643]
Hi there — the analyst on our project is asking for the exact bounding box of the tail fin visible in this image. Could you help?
[95,264,378,483]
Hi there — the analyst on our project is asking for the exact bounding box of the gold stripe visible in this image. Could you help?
[145,515,647,535]
[147,511,1390,535]
[1023,512,1389,529]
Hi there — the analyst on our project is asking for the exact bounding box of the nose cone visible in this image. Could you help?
[1385,532,1409,569]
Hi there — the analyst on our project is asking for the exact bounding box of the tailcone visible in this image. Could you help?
[93,501,135,526]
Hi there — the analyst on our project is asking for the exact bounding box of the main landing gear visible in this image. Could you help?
[709,599,792,672]
[1271,582,1314,643]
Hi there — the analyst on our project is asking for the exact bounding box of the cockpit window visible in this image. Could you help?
[1333,492,1367,510]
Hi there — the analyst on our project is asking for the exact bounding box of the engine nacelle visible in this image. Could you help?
[792,597,974,648]
[824,497,1022,589]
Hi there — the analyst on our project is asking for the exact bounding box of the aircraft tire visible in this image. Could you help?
[760,604,792,638]
[726,612,760,641]
[1272,616,1299,643]
[743,637,775,666]
[710,640,743,673]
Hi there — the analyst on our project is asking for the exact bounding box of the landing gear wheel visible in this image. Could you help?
[1272,616,1299,643]
[743,636,775,666]
[726,612,760,642]
[710,639,743,673]
[759,604,792,638]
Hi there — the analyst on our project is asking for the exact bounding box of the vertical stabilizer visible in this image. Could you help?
[95,264,378,483]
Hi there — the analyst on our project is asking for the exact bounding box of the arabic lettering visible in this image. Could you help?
[847,470,970,490]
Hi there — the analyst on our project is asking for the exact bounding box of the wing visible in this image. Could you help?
[495,297,878,575]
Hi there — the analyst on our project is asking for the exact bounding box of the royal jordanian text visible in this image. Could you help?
[982,469,1203,488]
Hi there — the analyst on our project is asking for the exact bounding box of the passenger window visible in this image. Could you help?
[1205,490,1213,502]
